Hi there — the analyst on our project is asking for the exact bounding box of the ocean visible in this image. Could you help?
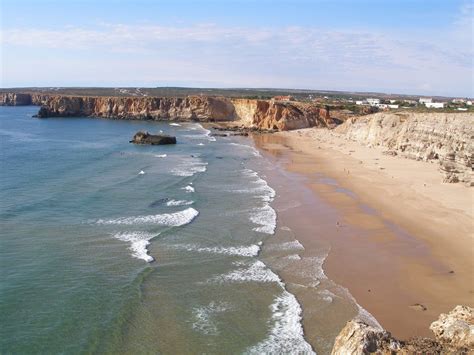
[0,106,316,353]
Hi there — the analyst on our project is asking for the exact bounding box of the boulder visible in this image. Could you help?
[429,305,474,349]
[331,320,399,355]
[130,131,176,145]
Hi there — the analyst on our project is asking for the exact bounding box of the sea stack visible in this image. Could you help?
[130,131,177,145]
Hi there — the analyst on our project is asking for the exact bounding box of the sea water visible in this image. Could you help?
[0,106,314,353]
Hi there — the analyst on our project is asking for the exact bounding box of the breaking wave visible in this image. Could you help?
[96,208,199,226]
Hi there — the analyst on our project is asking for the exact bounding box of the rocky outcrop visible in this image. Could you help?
[0,93,32,106]
[130,131,176,145]
[0,93,50,106]
[2,92,332,131]
[34,95,236,122]
[335,112,473,185]
[332,306,474,354]
[430,305,474,349]
[232,98,332,130]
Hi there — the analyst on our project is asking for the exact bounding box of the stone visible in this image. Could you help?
[429,305,474,349]
[130,131,176,145]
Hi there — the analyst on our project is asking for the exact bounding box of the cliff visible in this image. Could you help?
[0,93,49,106]
[34,95,236,122]
[232,98,332,130]
[1,92,332,131]
[335,112,473,185]
[331,306,474,354]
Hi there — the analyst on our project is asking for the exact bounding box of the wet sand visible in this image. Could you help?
[253,130,474,342]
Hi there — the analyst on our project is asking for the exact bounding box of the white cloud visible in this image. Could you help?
[1,17,472,96]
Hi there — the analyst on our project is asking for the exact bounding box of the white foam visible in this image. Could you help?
[286,254,302,261]
[245,291,315,354]
[250,204,277,235]
[173,243,261,257]
[197,143,205,146]
[97,208,199,226]
[171,156,208,177]
[169,123,181,126]
[113,231,156,262]
[229,142,261,157]
[270,240,305,251]
[154,154,167,158]
[182,185,195,193]
[166,199,194,206]
[212,260,281,284]
[192,301,230,335]
[210,260,314,354]
[138,170,146,175]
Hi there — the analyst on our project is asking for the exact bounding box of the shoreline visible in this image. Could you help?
[252,128,474,342]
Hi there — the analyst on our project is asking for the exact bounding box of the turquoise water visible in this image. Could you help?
[0,107,314,354]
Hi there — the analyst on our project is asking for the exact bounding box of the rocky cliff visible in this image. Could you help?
[0,93,49,106]
[335,112,473,185]
[34,95,236,122]
[1,92,332,131]
[332,306,474,354]
[232,98,332,130]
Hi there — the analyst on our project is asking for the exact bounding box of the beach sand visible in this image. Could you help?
[253,128,474,341]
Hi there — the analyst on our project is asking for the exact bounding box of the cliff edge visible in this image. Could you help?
[332,306,474,354]
[335,112,473,185]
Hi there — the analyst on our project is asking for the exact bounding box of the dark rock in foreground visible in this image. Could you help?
[130,131,177,145]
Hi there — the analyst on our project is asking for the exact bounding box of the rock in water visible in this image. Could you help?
[130,131,177,145]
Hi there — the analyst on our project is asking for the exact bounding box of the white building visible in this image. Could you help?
[419,97,433,104]
[467,101,472,106]
[366,98,380,105]
[388,104,399,109]
[355,100,366,105]
[457,108,468,111]
[452,98,466,103]
[425,102,444,108]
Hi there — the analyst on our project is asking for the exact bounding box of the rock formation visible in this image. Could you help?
[0,92,333,131]
[130,131,176,145]
[335,112,473,185]
[332,306,474,354]
[0,93,49,106]
[33,95,236,122]
[232,98,332,130]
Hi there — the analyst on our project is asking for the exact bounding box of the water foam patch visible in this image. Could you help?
[171,156,208,177]
[169,123,181,126]
[166,199,194,206]
[245,291,315,354]
[192,301,230,336]
[212,261,281,284]
[97,208,199,226]
[250,205,277,235]
[182,185,195,193]
[113,231,156,262]
[172,244,261,257]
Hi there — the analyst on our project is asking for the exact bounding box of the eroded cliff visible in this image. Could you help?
[1,92,332,131]
[232,98,332,130]
[335,112,473,185]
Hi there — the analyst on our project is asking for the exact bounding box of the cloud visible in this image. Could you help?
[1,18,472,96]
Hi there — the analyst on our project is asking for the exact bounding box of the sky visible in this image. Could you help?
[0,0,473,97]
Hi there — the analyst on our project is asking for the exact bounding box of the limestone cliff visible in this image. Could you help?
[232,98,332,130]
[332,306,474,354]
[0,93,49,106]
[335,112,473,185]
[1,92,333,131]
[35,95,236,122]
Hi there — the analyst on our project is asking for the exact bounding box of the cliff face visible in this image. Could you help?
[0,93,51,106]
[331,306,474,354]
[35,95,236,122]
[1,92,333,131]
[335,112,473,185]
[232,99,332,130]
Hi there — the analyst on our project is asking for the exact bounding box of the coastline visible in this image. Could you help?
[252,128,474,342]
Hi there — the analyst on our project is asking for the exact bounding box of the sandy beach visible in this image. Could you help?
[253,128,474,341]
